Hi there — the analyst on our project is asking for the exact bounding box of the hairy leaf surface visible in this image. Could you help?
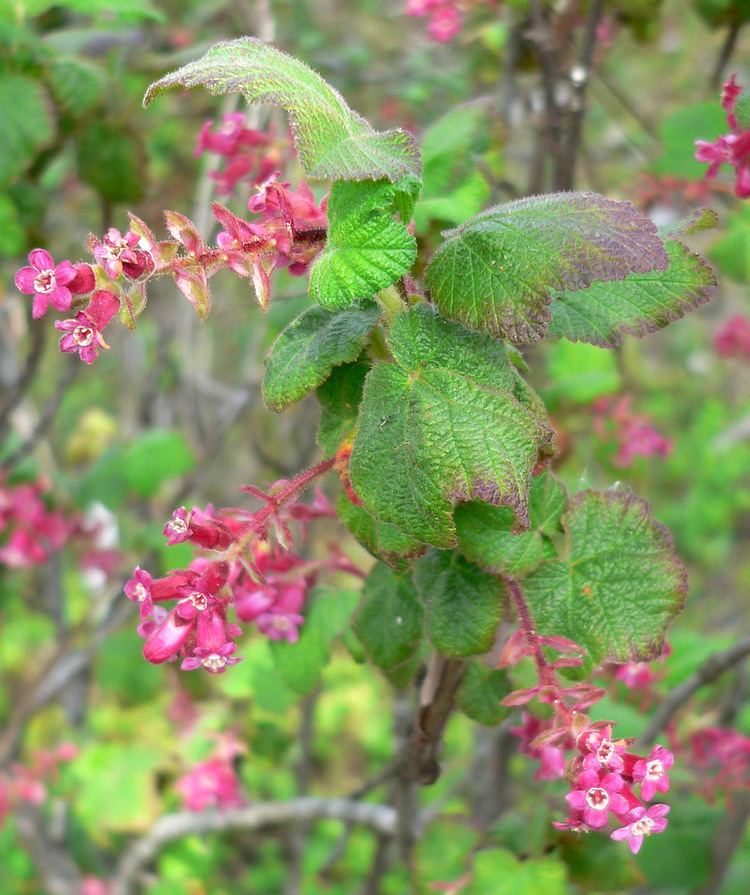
[524,491,687,668]
[263,304,380,411]
[337,492,426,568]
[549,240,716,346]
[425,192,669,342]
[316,361,368,456]
[349,305,554,547]
[144,38,421,181]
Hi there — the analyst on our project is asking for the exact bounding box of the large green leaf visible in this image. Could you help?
[349,305,554,547]
[337,492,426,568]
[425,192,669,343]
[0,74,55,186]
[144,38,421,182]
[308,179,418,308]
[414,550,505,657]
[262,303,380,411]
[549,240,716,346]
[524,491,687,668]
[352,563,424,671]
[316,361,368,455]
[456,470,566,576]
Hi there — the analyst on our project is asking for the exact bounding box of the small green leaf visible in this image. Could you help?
[122,429,195,497]
[549,240,716,346]
[524,491,687,669]
[262,303,380,412]
[349,305,554,547]
[414,550,505,658]
[467,849,567,895]
[144,38,421,182]
[76,121,146,203]
[352,563,423,670]
[425,192,669,342]
[308,179,417,309]
[316,361,369,456]
[456,470,567,576]
[0,74,55,186]
[337,491,426,568]
[456,662,512,725]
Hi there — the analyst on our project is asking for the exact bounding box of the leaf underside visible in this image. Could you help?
[425,192,670,343]
[524,491,687,668]
[144,38,421,182]
[349,305,555,548]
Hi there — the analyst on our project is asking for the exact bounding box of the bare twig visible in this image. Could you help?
[696,792,750,895]
[710,20,743,91]
[527,0,562,190]
[0,320,46,444]
[110,799,399,895]
[638,635,750,748]
[15,804,83,895]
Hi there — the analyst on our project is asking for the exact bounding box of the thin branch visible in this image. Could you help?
[527,0,562,189]
[15,804,83,895]
[110,799,399,895]
[710,20,743,91]
[0,320,46,444]
[696,792,750,895]
[637,635,750,748]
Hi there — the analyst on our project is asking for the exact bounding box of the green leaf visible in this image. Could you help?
[316,361,368,456]
[76,121,146,203]
[122,429,195,497]
[544,340,621,406]
[47,57,105,116]
[262,303,380,412]
[524,491,687,669]
[456,662,512,725]
[468,849,567,895]
[337,491,426,568]
[349,305,554,547]
[414,550,505,657]
[549,240,716,346]
[0,74,55,186]
[308,179,417,309]
[352,563,423,670]
[0,193,25,257]
[456,470,566,576]
[144,38,421,182]
[653,101,727,179]
[270,587,359,695]
[709,204,750,282]
[425,192,669,342]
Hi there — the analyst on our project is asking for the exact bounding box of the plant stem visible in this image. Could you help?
[375,285,406,324]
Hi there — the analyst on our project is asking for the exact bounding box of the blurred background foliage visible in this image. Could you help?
[1,0,750,893]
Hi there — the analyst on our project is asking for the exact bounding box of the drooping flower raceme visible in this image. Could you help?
[695,74,750,198]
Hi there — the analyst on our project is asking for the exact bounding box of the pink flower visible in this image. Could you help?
[15,249,81,318]
[578,724,626,773]
[633,745,673,801]
[714,314,750,360]
[81,877,111,895]
[427,5,462,42]
[610,804,669,854]
[163,506,235,550]
[696,75,750,198]
[565,770,630,829]
[55,290,120,364]
[93,228,153,280]
[124,566,155,618]
[194,114,269,158]
[175,756,244,810]
[180,642,242,673]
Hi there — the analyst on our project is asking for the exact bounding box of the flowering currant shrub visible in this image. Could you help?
[17,38,721,855]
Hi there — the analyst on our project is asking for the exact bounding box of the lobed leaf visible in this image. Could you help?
[549,240,717,347]
[349,305,555,547]
[144,38,421,182]
[308,179,418,309]
[425,192,669,343]
[523,491,687,669]
[413,550,506,658]
[262,303,380,412]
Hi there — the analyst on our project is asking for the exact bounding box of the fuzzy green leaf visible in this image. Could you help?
[456,470,566,576]
[0,74,55,186]
[524,491,687,668]
[352,563,423,670]
[316,361,368,456]
[308,179,418,309]
[425,192,669,343]
[456,662,512,725]
[337,492,426,569]
[549,240,716,346]
[349,305,555,548]
[144,38,421,182]
[414,550,506,657]
[262,304,380,412]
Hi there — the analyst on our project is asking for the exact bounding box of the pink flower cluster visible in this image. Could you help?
[124,465,358,674]
[696,75,750,198]
[195,113,281,195]
[592,395,673,467]
[556,726,673,853]
[405,0,496,42]
[690,726,750,796]
[0,476,72,568]
[0,743,77,826]
[713,314,750,361]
